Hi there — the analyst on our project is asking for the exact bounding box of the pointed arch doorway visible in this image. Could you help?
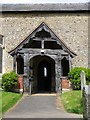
[29,55,55,93]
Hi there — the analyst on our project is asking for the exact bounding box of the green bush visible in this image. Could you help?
[68,67,90,90]
[2,71,18,92]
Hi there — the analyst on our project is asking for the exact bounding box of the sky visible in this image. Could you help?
[0,0,89,4]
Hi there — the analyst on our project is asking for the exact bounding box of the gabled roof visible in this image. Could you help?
[9,22,76,57]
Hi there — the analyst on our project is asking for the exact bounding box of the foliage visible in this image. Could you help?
[2,71,18,92]
[68,67,90,90]
[61,90,83,114]
[1,91,22,114]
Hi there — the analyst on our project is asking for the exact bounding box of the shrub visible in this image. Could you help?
[2,71,18,92]
[68,67,90,90]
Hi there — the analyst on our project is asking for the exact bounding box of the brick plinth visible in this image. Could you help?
[18,75,23,93]
[61,77,71,89]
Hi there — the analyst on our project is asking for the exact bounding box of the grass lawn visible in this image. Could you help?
[0,91,22,115]
[61,90,83,114]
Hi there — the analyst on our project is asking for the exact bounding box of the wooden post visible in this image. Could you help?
[81,70,86,90]
[69,55,72,71]
[23,53,29,93]
[13,55,16,72]
[55,55,62,94]
[83,85,90,120]
[81,70,90,120]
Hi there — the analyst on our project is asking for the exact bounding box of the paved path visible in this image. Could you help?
[3,94,83,118]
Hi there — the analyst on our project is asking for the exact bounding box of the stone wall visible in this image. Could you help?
[0,12,88,73]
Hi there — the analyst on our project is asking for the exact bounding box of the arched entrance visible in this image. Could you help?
[29,55,55,93]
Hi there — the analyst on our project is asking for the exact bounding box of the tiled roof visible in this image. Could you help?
[0,3,89,12]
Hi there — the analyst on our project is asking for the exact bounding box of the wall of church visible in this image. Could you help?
[0,12,88,73]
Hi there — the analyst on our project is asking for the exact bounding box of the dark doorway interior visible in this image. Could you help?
[38,60,51,92]
[16,55,24,74]
[61,57,69,76]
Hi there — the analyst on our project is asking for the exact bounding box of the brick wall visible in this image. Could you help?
[61,77,71,89]
[16,75,23,93]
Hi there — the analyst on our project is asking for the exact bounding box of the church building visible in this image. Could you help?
[0,2,89,93]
